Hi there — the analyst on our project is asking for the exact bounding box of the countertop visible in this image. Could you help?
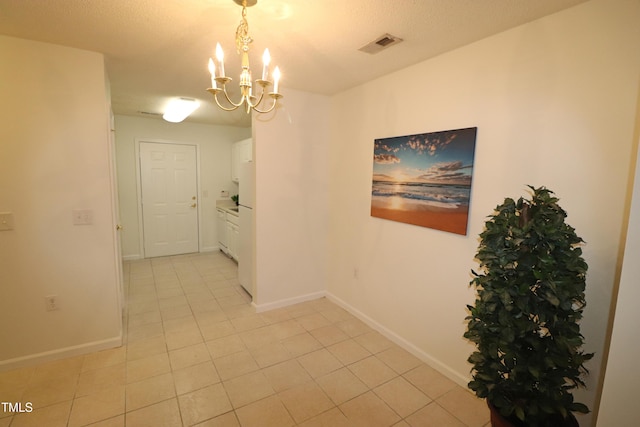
[216,201,239,217]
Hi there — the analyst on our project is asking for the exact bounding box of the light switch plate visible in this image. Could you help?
[0,212,14,231]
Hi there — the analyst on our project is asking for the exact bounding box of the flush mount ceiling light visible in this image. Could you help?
[207,0,282,114]
[163,98,200,123]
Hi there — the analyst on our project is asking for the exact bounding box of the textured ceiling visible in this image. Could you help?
[0,0,588,127]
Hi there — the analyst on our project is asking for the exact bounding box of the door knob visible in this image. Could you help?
[116,224,123,230]
[192,196,197,200]
[191,203,197,208]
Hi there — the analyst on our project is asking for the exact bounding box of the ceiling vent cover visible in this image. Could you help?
[358,33,403,54]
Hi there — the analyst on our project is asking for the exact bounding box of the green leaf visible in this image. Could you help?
[514,406,525,421]
[528,365,541,378]
[569,402,590,414]
[545,291,560,307]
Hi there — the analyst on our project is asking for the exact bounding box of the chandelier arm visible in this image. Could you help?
[207,88,242,112]
[250,96,278,114]
[213,95,242,112]
[218,87,247,109]
[247,89,265,109]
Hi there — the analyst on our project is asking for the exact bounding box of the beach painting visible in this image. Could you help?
[371,127,478,235]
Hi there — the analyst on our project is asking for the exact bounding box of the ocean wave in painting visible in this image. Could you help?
[371,181,470,209]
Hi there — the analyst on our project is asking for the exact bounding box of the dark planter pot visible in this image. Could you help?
[488,402,579,427]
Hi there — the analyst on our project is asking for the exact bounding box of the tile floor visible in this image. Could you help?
[0,252,490,427]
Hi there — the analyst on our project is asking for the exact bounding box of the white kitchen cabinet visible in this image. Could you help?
[216,208,228,253]
[231,138,252,183]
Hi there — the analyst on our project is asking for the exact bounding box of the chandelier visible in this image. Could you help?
[207,0,282,114]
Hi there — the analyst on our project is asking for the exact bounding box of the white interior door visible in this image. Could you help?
[140,142,199,258]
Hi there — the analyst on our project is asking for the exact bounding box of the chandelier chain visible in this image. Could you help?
[236,6,252,54]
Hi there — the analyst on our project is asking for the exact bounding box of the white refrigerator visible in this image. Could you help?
[238,160,254,297]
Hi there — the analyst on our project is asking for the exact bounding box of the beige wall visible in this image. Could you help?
[114,115,250,259]
[327,1,640,426]
[0,36,121,367]
[253,89,330,309]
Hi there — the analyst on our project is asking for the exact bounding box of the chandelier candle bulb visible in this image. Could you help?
[208,58,217,89]
[262,48,270,81]
[215,43,225,77]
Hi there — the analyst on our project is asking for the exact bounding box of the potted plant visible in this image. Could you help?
[464,186,594,427]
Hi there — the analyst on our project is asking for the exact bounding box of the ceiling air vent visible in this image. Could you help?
[358,33,403,54]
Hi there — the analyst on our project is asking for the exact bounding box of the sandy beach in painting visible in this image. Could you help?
[370,181,471,235]
[371,199,469,235]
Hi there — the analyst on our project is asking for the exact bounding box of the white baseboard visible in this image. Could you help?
[122,247,222,261]
[253,291,326,313]
[0,335,123,372]
[123,247,221,261]
[325,292,470,389]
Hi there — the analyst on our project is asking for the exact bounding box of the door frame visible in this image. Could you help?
[108,111,124,343]
[135,138,202,259]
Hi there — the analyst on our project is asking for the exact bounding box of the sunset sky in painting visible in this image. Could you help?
[373,127,477,186]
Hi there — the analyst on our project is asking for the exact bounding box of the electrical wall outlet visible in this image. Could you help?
[0,212,14,231]
[72,209,93,225]
[45,295,59,311]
